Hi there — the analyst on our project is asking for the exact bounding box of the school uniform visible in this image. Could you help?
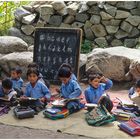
[11,77,23,97]
[71,73,77,81]
[60,79,82,113]
[84,79,113,112]
[25,81,51,107]
[11,77,23,89]
[0,85,17,106]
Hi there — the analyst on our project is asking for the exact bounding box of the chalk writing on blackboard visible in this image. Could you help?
[34,28,82,84]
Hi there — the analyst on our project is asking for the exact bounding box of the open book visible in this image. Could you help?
[52,98,80,107]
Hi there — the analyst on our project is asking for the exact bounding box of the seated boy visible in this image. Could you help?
[0,78,17,106]
[10,67,23,97]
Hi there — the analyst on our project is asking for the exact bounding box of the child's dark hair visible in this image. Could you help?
[88,73,102,81]
[26,68,39,77]
[59,63,73,72]
[27,62,39,69]
[58,67,72,78]
[2,78,13,89]
[11,67,22,74]
[135,80,140,88]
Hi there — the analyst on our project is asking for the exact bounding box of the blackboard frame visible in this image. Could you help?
[34,27,82,85]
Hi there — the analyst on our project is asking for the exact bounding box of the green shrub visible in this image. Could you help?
[81,39,92,54]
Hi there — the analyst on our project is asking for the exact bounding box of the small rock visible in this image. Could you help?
[36,20,45,27]
[120,21,133,33]
[90,15,101,24]
[128,27,140,38]
[28,45,34,52]
[116,1,136,10]
[100,11,113,20]
[78,1,89,13]
[131,8,140,16]
[57,7,68,16]
[95,37,108,48]
[111,39,123,46]
[75,13,89,22]
[105,26,119,34]
[40,14,51,23]
[22,14,36,24]
[115,10,131,19]
[71,22,84,28]
[21,25,35,35]
[49,15,62,26]
[67,2,80,15]
[51,1,66,10]
[64,15,75,24]
[87,6,100,15]
[87,1,97,6]
[115,29,128,39]
[124,39,137,48]
[40,5,54,16]
[126,15,140,26]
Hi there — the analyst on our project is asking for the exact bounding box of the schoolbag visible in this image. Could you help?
[43,107,69,120]
[85,105,115,126]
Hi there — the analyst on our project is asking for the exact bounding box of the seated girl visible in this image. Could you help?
[58,66,83,114]
[20,68,51,112]
[84,73,113,112]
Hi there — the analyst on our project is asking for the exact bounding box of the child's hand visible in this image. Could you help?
[40,97,46,103]
[100,76,108,83]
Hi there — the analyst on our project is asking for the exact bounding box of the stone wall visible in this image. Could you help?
[8,1,140,48]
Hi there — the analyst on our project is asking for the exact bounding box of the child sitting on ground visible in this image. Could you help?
[57,66,83,114]
[128,80,140,99]
[59,63,77,81]
[84,73,113,112]
[10,67,23,97]
[20,68,51,112]
[0,78,17,105]
[28,62,50,89]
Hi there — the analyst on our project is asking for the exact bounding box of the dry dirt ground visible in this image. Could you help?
[0,82,131,139]
[0,123,89,139]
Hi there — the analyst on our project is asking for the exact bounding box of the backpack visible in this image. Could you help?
[43,107,69,120]
[85,105,115,126]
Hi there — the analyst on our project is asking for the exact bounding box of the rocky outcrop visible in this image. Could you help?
[8,1,140,48]
[0,36,28,54]
[86,47,140,81]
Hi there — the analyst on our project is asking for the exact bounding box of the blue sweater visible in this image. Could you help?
[25,81,51,100]
[60,79,82,99]
[84,79,113,104]
[11,77,23,89]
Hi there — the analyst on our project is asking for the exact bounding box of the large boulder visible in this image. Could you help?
[0,36,28,54]
[0,52,33,79]
[86,47,140,81]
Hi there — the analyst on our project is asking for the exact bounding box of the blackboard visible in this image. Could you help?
[34,27,82,84]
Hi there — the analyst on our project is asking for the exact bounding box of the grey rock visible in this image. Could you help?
[102,19,121,26]
[22,5,33,12]
[40,14,51,23]
[64,15,75,24]
[126,15,140,26]
[100,11,113,20]
[60,23,71,28]
[90,15,101,24]
[51,1,66,10]
[84,21,94,40]
[138,24,140,29]
[36,20,45,27]
[84,28,94,41]
[67,2,80,15]
[78,1,89,13]
[87,6,100,15]
[106,1,117,6]
[115,10,131,19]
[0,52,33,78]
[103,4,117,17]
[131,8,140,16]
[91,24,107,37]
[32,4,40,13]
[0,36,28,54]
[120,21,133,33]
[28,45,34,52]
[57,7,68,16]
[87,47,140,81]
[71,22,84,28]
[116,1,136,10]
[49,15,62,26]
[21,25,35,35]
[128,27,140,38]
[8,27,34,45]
[14,19,22,29]
[87,1,97,6]
[105,35,114,42]
[115,29,128,39]
[14,8,31,21]
[75,13,89,22]
[22,14,36,24]
[111,39,123,46]
[95,37,108,48]
[40,5,54,16]
[105,26,119,34]
[124,39,137,48]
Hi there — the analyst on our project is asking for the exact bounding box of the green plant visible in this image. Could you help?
[81,39,92,54]
[0,1,30,35]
